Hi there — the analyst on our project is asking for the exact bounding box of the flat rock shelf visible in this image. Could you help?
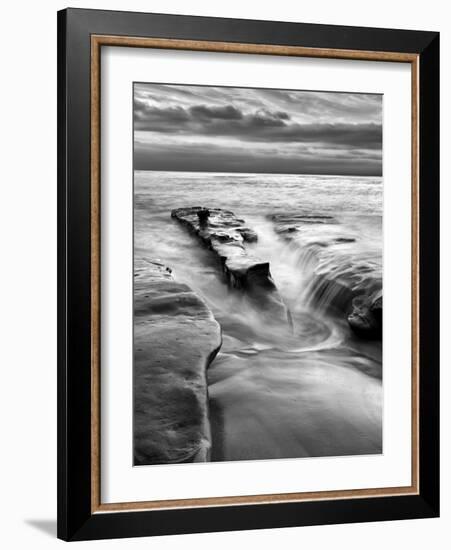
[133,259,222,465]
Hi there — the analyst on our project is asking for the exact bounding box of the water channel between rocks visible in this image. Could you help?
[135,170,383,462]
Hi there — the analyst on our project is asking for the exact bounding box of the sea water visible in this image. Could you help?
[134,170,383,461]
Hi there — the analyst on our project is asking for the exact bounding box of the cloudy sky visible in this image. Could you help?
[134,83,382,176]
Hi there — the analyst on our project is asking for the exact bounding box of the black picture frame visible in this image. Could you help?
[57,7,439,541]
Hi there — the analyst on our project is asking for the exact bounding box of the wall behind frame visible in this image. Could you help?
[0,0,447,549]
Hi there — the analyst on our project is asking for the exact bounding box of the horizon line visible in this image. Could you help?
[133,168,382,178]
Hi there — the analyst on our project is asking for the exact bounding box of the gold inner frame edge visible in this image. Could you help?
[90,35,420,514]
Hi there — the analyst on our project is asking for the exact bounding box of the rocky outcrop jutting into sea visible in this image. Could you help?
[171,207,290,324]
[133,259,222,465]
[269,212,382,339]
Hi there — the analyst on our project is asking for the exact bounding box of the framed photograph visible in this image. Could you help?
[57,8,439,541]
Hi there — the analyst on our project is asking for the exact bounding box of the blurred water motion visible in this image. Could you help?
[134,170,383,461]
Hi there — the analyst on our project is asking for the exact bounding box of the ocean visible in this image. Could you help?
[134,170,383,461]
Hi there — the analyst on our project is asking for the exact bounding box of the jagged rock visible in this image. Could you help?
[171,207,289,323]
[197,208,210,227]
[348,293,383,339]
[370,295,383,324]
[236,227,258,242]
[133,259,222,465]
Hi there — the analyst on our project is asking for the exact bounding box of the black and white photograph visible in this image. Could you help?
[133,83,383,466]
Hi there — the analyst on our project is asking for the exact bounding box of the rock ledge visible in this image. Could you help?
[172,207,290,323]
[133,259,222,465]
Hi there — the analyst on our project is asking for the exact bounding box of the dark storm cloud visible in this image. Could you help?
[134,99,190,123]
[189,104,243,120]
[258,121,382,148]
[134,139,381,176]
[135,101,381,149]
[133,84,383,176]
[134,103,290,132]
